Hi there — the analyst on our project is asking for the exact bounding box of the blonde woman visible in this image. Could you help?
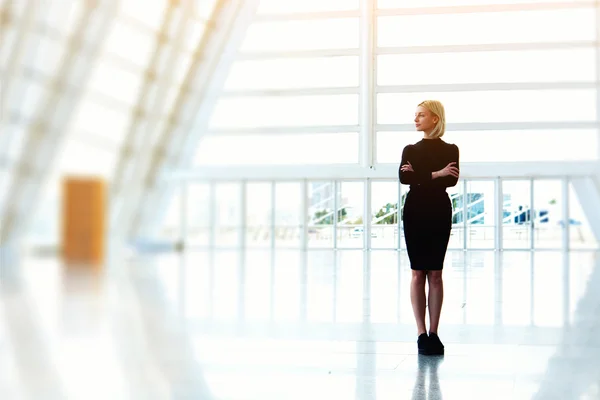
[398,100,460,356]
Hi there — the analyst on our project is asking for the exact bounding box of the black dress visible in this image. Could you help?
[398,138,460,271]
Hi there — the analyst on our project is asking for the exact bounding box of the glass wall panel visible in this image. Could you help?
[246,182,272,248]
[258,0,359,13]
[195,133,359,166]
[210,95,359,128]
[241,18,359,52]
[187,183,211,247]
[214,183,241,247]
[337,181,365,248]
[502,180,532,249]
[377,90,596,124]
[378,0,584,7]
[377,9,594,47]
[225,56,359,90]
[377,48,595,85]
[308,181,336,248]
[466,180,496,249]
[371,181,399,249]
[160,186,181,242]
[533,180,563,249]
[377,130,599,163]
[275,182,303,248]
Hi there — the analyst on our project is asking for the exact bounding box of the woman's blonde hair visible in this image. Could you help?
[418,100,445,139]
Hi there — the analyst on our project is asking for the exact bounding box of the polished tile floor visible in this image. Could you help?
[1,249,600,399]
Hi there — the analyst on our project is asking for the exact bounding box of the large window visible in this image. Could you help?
[13,0,600,249]
[257,0,359,14]
[308,181,336,248]
[337,181,365,249]
[377,9,595,47]
[378,0,585,7]
[209,95,359,128]
[533,180,563,249]
[225,56,359,90]
[371,181,399,249]
[275,182,303,248]
[187,183,211,247]
[466,181,496,249]
[163,178,599,251]
[194,132,359,166]
[214,183,241,247]
[246,183,272,248]
[502,180,532,249]
[377,90,596,124]
[240,18,360,52]
[377,130,599,164]
[377,48,596,86]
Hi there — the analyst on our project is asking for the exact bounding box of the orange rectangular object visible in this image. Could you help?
[62,177,106,266]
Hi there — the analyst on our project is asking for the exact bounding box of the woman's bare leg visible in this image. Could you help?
[427,270,444,334]
[410,270,428,334]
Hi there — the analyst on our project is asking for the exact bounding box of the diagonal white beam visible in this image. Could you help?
[571,177,600,243]
[115,0,260,240]
[109,2,181,219]
[0,1,44,163]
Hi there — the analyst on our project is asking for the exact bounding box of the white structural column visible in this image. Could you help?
[596,0,600,166]
[333,181,339,248]
[463,180,468,249]
[359,0,376,168]
[0,2,117,245]
[364,179,372,250]
[495,177,503,250]
[573,0,600,250]
[530,177,535,250]
[397,181,403,250]
[594,0,600,226]
[301,180,309,251]
[562,178,570,252]
[129,0,261,240]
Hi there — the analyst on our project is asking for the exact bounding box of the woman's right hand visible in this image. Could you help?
[439,162,459,178]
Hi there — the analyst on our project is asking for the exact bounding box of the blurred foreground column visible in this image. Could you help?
[62,177,106,266]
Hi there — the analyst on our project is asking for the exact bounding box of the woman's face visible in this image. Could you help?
[414,106,438,133]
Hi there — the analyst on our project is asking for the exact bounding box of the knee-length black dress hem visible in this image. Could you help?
[399,138,460,271]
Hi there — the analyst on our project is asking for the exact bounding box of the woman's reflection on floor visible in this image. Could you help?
[412,355,444,400]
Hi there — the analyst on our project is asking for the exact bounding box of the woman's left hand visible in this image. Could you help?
[400,161,414,172]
